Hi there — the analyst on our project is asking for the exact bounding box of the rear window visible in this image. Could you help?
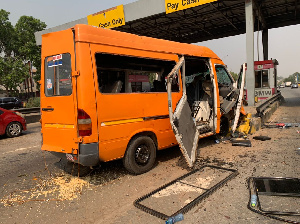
[44,53,72,96]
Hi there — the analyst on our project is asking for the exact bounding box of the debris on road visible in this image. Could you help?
[248,177,300,223]
[0,174,91,207]
[231,139,252,147]
[264,123,300,129]
[253,136,271,141]
[134,165,238,220]
[165,213,184,224]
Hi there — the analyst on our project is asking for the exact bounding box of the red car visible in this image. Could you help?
[0,107,27,137]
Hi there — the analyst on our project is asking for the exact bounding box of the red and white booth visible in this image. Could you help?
[245,59,279,102]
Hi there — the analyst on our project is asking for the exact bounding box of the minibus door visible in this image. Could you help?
[231,63,246,133]
[167,57,200,167]
[41,31,79,155]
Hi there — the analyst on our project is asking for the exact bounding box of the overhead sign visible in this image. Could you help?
[165,0,218,14]
[87,5,125,29]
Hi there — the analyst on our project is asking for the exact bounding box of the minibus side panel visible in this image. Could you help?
[89,44,181,162]
[75,42,99,144]
[41,29,78,154]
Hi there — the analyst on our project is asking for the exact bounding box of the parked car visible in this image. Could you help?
[0,108,26,137]
[291,83,298,89]
[0,97,23,110]
[279,84,285,88]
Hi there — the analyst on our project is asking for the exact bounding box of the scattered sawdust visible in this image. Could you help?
[0,174,91,207]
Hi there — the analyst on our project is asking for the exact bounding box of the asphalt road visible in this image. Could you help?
[0,87,299,224]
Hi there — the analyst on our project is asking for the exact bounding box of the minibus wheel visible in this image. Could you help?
[123,135,156,175]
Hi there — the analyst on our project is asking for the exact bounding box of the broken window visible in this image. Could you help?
[215,65,235,99]
[215,65,232,86]
[95,53,178,94]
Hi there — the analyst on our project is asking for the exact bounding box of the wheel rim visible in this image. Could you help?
[8,123,21,136]
[135,144,150,165]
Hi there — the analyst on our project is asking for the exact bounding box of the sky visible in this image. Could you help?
[1,0,299,77]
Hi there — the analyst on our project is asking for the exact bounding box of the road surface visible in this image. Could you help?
[0,87,299,224]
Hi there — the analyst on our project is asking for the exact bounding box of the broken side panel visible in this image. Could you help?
[167,57,199,167]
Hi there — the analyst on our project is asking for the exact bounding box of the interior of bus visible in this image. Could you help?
[95,53,215,134]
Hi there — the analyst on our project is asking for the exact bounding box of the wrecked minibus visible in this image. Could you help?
[40,24,244,175]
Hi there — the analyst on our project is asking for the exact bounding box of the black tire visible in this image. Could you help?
[123,135,156,175]
[64,161,92,177]
[6,122,22,138]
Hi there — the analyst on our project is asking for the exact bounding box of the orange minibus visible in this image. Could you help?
[40,24,243,175]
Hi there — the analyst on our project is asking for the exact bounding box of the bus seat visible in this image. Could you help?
[103,80,123,93]
[111,80,123,93]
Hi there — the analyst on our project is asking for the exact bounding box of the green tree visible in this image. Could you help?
[0,10,46,96]
[283,72,299,83]
[229,71,238,81]
[0,57,28,96]
[15,15,46,88]
[0,9,25,95]
[0,9,16,56]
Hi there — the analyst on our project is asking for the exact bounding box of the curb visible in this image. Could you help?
[24,113,41,124]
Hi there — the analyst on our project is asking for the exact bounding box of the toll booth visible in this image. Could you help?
[245,59,279,102]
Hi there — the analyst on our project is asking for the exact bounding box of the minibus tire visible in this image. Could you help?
[123,136,156,175]
[64,161,92,177]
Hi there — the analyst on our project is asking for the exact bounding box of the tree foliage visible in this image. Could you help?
[0,9,15,56]
[0,9,46,95]
[15,15,46,84]
[0,56,28,95]
[283,72,299,83]
[229,71,238,81]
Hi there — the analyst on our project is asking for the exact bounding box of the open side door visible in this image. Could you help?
[167,56,199,167]
[231,63,246,133]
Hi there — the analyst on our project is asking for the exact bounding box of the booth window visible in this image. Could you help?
[255,70,269,88]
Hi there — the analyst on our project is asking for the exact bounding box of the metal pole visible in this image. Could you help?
[245,0,255,106]
[262,29,268,61]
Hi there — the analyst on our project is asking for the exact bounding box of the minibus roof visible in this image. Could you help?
[67,24,222,62]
